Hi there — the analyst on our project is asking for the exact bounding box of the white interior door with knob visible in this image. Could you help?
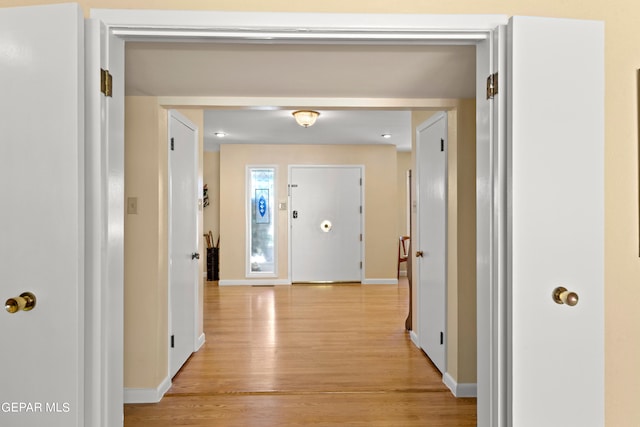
[506,17,604,426]
[168,110,199,378]
[416,112,447,374]
[0,4,85,427]
[290,166,362,283]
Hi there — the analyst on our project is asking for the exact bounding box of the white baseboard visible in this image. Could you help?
[409,330,419,347]
[124,376,171,404]
[195,333,205,351]
[219,279,291,286]
[361,278,398,285]
[443,372,477,398]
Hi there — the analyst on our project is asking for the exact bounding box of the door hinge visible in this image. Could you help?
[170,137,175,151]
[359,206,362,214]
[171,335,175,348]
[359,178,362,186]
[440,332,444,345]
[360,261,363,269]
[359,233,363,242]
[486,72,498,99]
[440,138,445,152]
[100,69,113,97]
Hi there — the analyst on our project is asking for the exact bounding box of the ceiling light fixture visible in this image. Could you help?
[381,133,392,139]
[214,132,227,138]
[292,110,320,128]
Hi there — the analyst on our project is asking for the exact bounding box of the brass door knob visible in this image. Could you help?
[552,286,579,306]
[5,292,37,314]
[416,251,424,257]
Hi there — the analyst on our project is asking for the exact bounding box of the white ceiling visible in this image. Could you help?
[125,42,476,151]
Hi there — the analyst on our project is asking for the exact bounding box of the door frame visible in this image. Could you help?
[90,9,510,427]
[288,165,364,283]
[415,111,448,374]
[167,109,201,376]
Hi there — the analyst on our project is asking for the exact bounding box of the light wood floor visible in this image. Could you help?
[124,280,476,426]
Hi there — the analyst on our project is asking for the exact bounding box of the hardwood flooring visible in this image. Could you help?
[124,280,476,426]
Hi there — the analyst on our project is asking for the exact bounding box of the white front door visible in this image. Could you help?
[290,166,362,283]
[506,17,604,426]
[0,4,85,427]
[168,110,199,377]
[416,113,447,374]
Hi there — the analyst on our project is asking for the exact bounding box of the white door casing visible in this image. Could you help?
[84,16,125,427]
[507,17,604,426]
[290,166,363,283]
[416,113,448,374]
[168,110,199,378]
[0,4,85,427]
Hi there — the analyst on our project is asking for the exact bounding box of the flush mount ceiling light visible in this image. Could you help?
[292,110,320,128]
[381,133,392,139]
[214,132,227,138]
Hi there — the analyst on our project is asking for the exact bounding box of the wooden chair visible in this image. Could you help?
[397,236,410,278]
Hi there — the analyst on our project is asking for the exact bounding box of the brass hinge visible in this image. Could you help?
[360,261,363,269]
[486,72,498,99]
[101,69,113,97]
[359,233,363,242]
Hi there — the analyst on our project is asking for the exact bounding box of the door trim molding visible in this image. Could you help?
[91,10,510,426]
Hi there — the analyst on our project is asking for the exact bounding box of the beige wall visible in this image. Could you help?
[397,152,411,242]
[220,144,397,281]
[203,151,221,273]
[124,98,205,388]
[124,96,168,388]
[7,1,640,422]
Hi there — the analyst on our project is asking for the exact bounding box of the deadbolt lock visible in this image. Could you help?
[5,292,37,314]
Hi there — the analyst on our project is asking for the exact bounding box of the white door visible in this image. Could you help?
[416,113,447,373]
[0,4,85,427]
[506,17,604,426]
[290,166,362,283]
[168,110,199,378]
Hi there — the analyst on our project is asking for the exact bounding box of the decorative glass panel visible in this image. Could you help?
[248,168,276,275]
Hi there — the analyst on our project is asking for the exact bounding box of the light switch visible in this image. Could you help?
[127,197,138,214]
[279,202,287,210]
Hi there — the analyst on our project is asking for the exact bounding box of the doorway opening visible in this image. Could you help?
[92,10,505,426]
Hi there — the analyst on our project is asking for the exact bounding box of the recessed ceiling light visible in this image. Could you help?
[381,133,392,139]
[214,132,227,138]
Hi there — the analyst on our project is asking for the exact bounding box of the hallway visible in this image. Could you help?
[124,280,476,426]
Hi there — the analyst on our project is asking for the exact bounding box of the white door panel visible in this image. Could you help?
[290,167,362,283]
[0,4,84,427]
[168,111,199,378]
[416,113,447,374]
[508,17,604,426]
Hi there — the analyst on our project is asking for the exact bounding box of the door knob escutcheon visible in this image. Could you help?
[552,286,579,306]
[416,251,424,257]
[192,252,200,260]
[5,292,36,314]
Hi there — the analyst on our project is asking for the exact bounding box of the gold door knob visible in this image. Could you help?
[5,292,36,314]
[416,251,424,257]
[552,286,579,307]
